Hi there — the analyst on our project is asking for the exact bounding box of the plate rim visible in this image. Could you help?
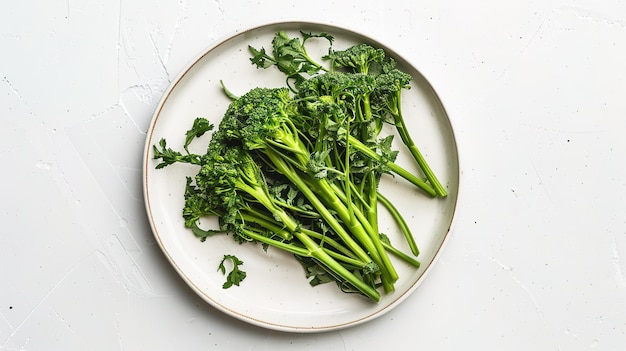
[142,20,460,333]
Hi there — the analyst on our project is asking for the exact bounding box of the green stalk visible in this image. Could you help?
[329,180,369,211]
[235,182,294,241]
[391,107,447,197]
[240,227,380,301]
[294,231,380,301]
[260,117,399,292]
[240,227,309,256]
[366,172,379,238]
[240,211,363,264]
[377,192,419,256]
[310,166,398,287]
[303,168,399,291]
[300,164,399,290]
[345,134,436,197]
[381,240,421,268]
[343,113,356,230]
[264,150,373,265]
[320,248,369,268]
[266,148,398,292]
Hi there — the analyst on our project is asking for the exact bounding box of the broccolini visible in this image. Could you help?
[153,30,447,301]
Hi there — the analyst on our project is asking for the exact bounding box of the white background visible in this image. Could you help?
[2,0,626,349]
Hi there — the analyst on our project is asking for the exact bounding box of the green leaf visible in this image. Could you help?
[184,118,213,152]
[300,31,334,44]
[218,254,247,289]
[152,138,185,168]
[248,45,275,69]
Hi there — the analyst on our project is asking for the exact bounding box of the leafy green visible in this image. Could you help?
[218,255,247,289]
[184,117,213,153]
[249,30,333,88]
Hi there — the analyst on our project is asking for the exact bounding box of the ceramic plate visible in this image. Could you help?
[143,21,459,332]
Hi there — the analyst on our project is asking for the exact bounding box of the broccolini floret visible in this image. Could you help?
[326,43,385,74]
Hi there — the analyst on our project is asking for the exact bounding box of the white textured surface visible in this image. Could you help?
[2,1,626,349]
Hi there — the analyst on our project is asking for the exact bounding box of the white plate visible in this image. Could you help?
[143,21,459,332]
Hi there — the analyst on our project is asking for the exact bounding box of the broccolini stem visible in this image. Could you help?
[240,227,381,301]
[239,227,310,256]
[255,121,398,287]
[366,172,379,236]
[268,148,397,290]
[235,181,299,240]
[392,108,447,197]
[344,113,355,227]
[381,240,421,268]
[305,168,399,289]
[240,211,364,264]
[264,150,373,264]
[294,232,380,301]
[407,144,447,197]
[346,134,437,197]
[320,249,369,269]
[377,192,419,256]
[296,159,399,289]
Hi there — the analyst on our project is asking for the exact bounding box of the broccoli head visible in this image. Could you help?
[326,43,385,74]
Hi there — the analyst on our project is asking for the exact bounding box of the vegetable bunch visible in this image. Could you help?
[153,30,446,302]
